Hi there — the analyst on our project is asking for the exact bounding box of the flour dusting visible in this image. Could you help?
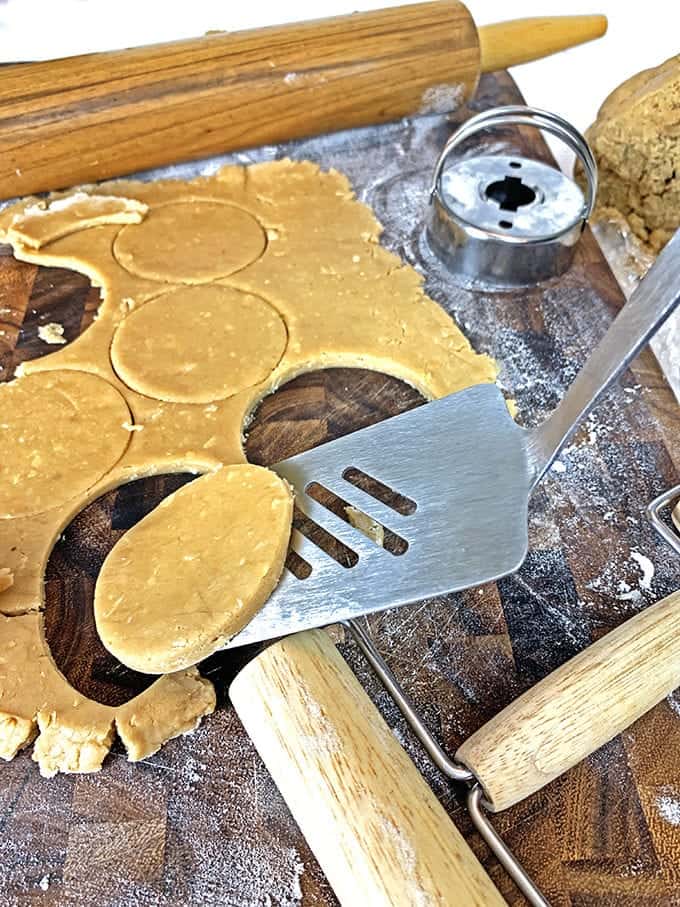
[630,551,655,591]
[419,83,465,115]
[667,690,680,718]
[657,792,680,827]
[380,817,434,907]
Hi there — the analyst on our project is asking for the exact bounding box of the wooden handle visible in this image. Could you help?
[479,14,607,73]
[0,2,479,198]
[230,629,507,907]
[457,590,680,812]
[0,4,609,198]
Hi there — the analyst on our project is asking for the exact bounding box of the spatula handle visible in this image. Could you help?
[456,590,680,812]
[230,629,508,907]
[528,227,680,485]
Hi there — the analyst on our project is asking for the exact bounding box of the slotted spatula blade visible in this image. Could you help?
[229,384,529,647]
[227,228,680,649]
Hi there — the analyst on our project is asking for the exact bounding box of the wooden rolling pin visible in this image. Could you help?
[231,589,680,904]
[0,3,607,198]
[230,629,508,907]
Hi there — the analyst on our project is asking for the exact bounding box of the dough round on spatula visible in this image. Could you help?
[94,465,293,673]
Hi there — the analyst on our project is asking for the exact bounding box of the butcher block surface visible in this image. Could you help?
[1,72,680,905]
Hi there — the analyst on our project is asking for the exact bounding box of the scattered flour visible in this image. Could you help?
[657,792,680,827]
[380,817,434,907]
[39,875,49,891]
[630,550,655,591]
[419,83,465,115]
[667,690,680,719]
[296,680,340,754]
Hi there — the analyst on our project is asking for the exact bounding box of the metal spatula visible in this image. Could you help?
[228,229,680,649]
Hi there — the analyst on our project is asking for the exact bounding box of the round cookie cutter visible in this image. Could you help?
[427,105,598,288]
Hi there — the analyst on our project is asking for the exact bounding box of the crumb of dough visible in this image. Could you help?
[33,710,115,778]
[0,712,36,760]
[37,322,67,345]
[116,667,216,761]
[345,506,385,546]
[0,567,14,594]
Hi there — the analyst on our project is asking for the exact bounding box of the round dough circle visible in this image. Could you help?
[94,465,294,673]
[111,286,288,403]
[113,201,266,283]
[0,371,131,519]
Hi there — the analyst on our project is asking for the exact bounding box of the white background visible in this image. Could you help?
[0,0,678,149]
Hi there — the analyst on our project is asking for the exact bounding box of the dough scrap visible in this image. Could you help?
[8,192,148,250]
[113,201,267,284]
[37,322,67,345]
[0,158,498,774]
[116,667,217,761]
[0,371,131,519]
[0,568,13,594]
[110,285,288,403]
[0,612,216,776]
[95,465,293,673]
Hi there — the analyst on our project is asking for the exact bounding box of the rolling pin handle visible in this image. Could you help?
[347,619,549,907]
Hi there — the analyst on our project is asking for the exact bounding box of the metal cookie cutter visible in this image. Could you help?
[427,105,598,288]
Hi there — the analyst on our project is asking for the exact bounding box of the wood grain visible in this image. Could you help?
[478,15,607,73]
[1,72,680,905]
[231,629,508,907]
[0,1,479,197]
[0,5,610,199]
[456,590,680,812]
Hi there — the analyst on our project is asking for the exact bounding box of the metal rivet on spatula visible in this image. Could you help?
[427,105,598,288]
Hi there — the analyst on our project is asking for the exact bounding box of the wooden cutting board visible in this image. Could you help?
[1,72,680,906]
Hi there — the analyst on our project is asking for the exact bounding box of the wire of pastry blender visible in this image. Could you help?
[345,619,549,907]
[345,480,680,907]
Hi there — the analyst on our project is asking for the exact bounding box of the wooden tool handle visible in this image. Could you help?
[479,14,607,73]
[0,2,479,198]
[230,629,507,907]
[457,590,680,812]
[0,4,607,198]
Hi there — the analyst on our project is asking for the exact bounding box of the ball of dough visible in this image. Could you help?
[583,54,680,253]
[110,286,288,403]
[94,465,293,673]
[113,201,267,283]
[0,371,131,519]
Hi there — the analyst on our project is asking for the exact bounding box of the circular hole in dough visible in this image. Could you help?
[94,465,294,674]
[44,473,198,706]
[113,201,267,284]
[110,285,288,404]
[0,370,131,519]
